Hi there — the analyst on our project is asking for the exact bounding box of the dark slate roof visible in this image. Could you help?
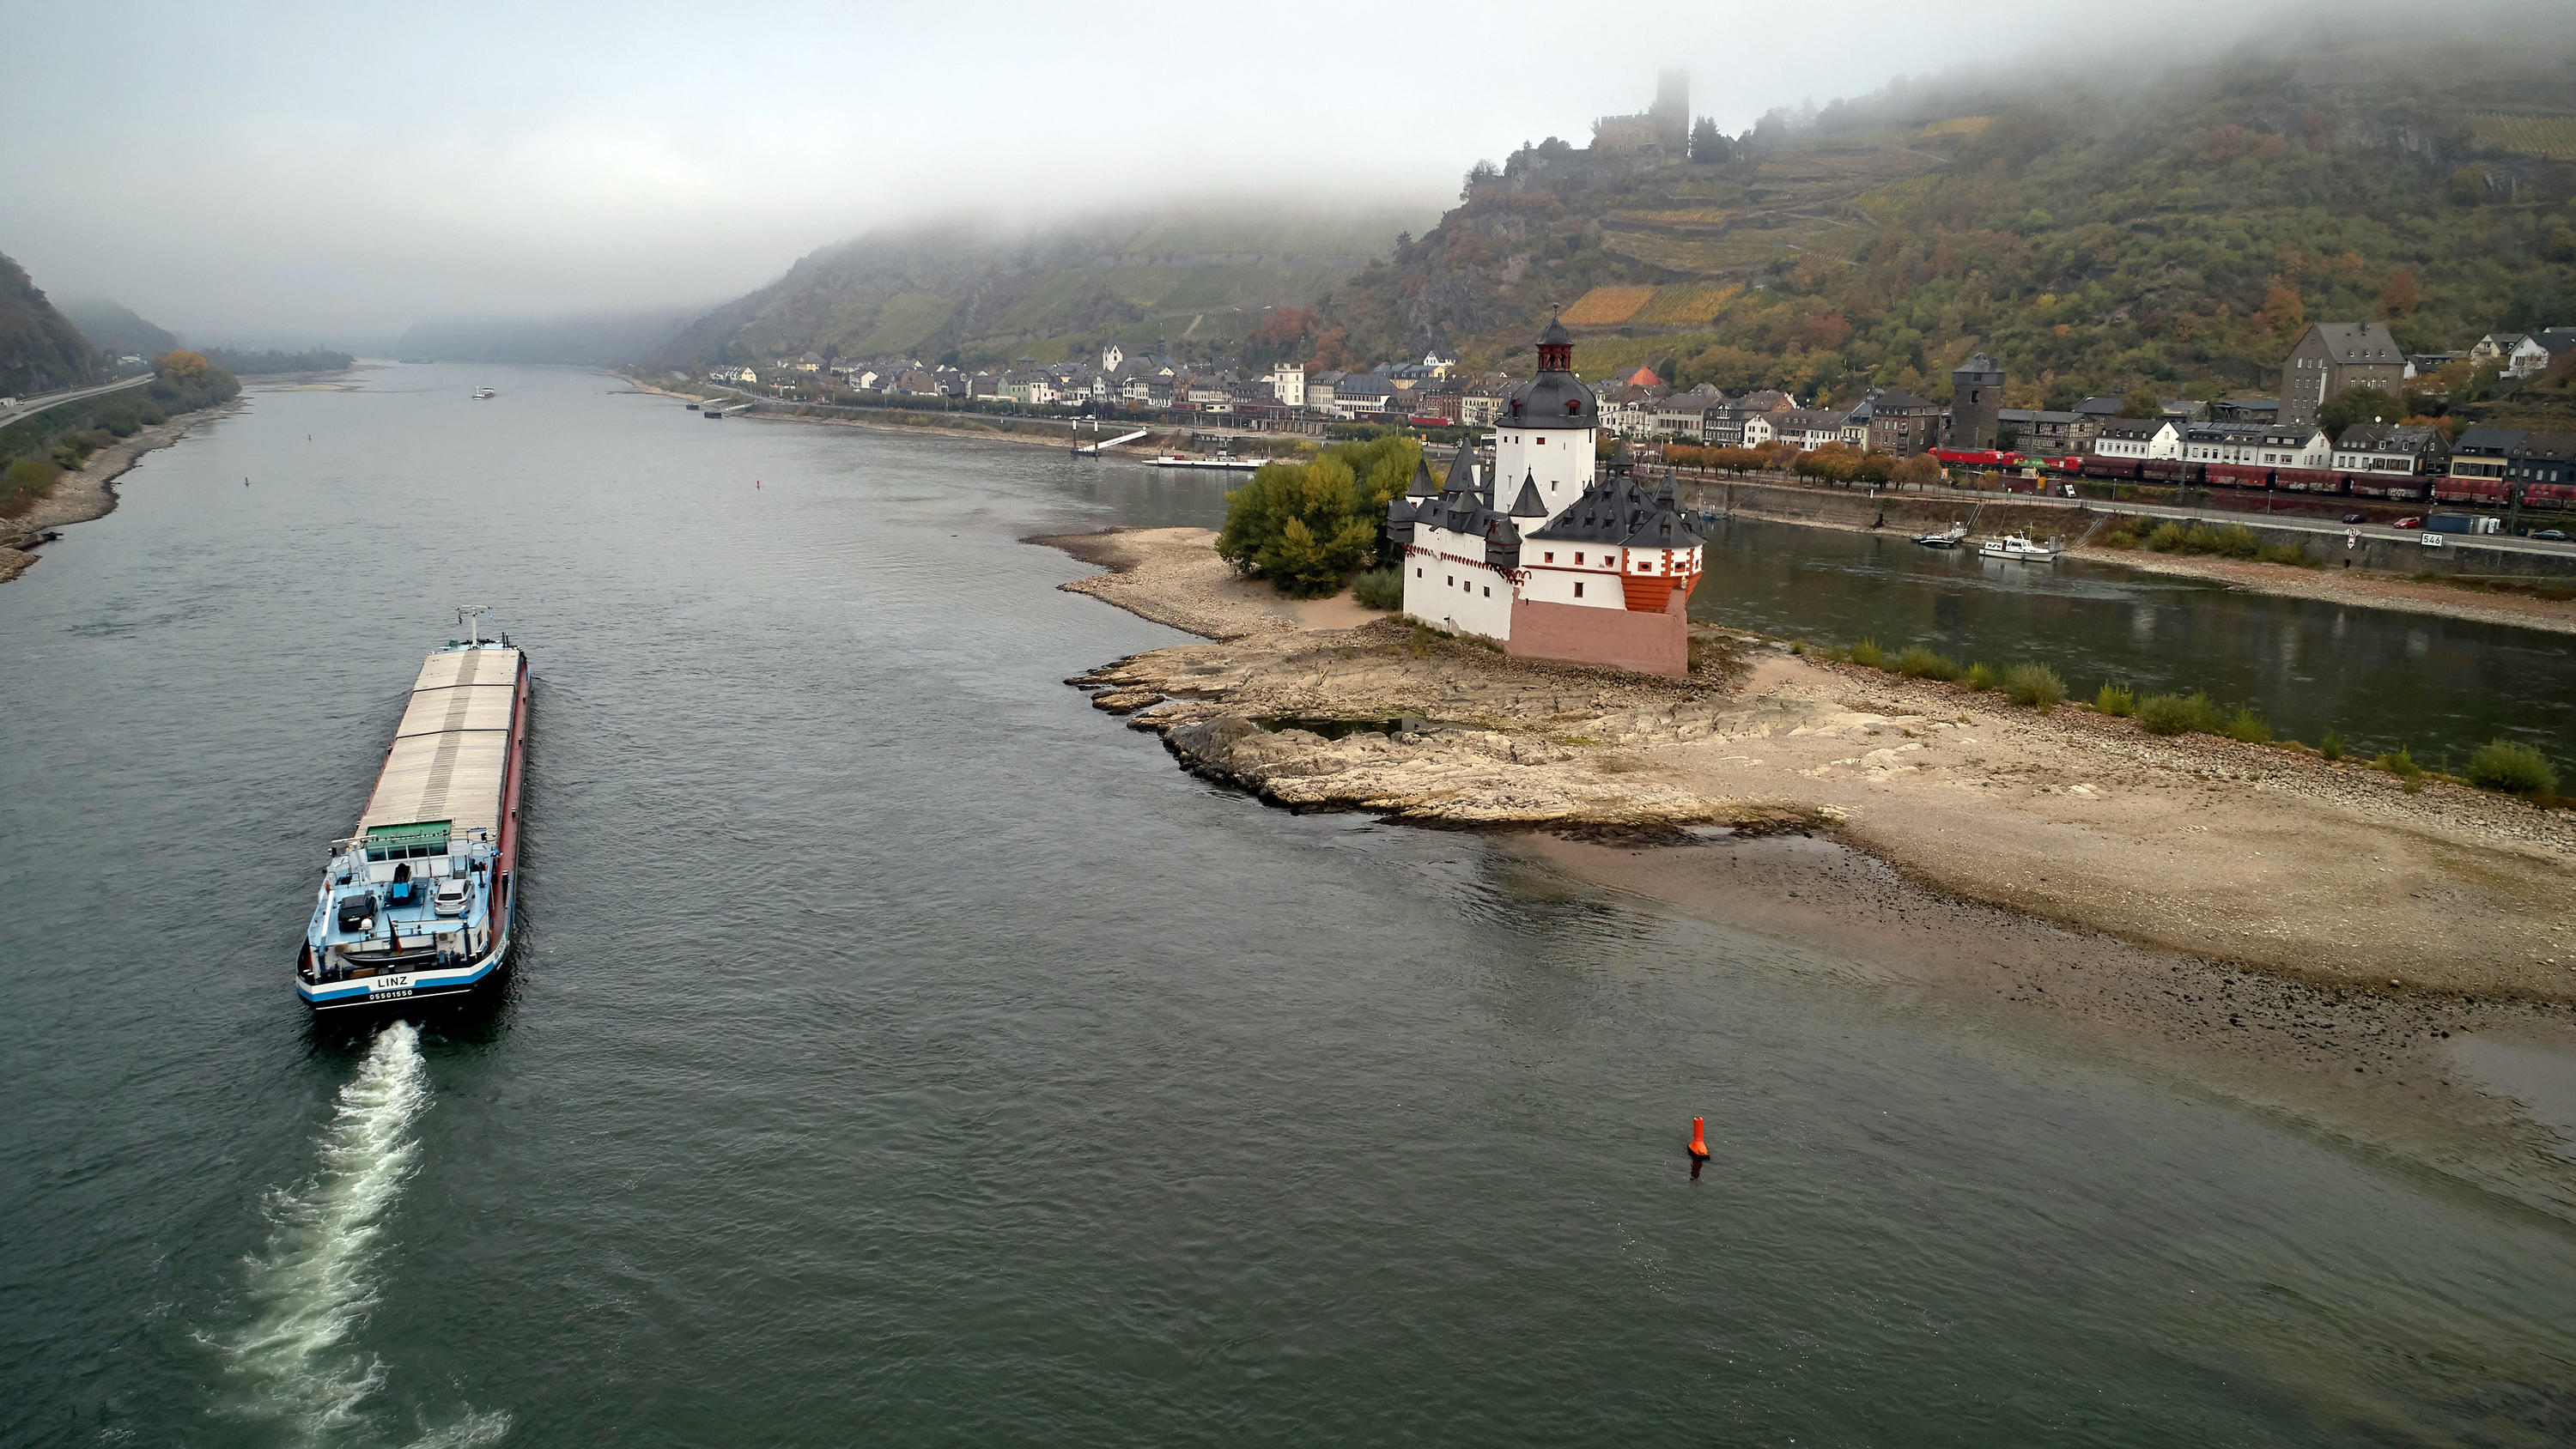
[2336,424,2446,455]
[1407,458,1438,498]
[1528,472,1704,549]
[2456,426,2525,456]
[1507,474,1548,517]
[2096,417,2171,440]
[1953,352,2002,380]
[1440,444,1476,495]
[2513,430,2576,461]
[2308,322,2403,363]
[2074,395,2125,415]
[1540,316,1572,347]
[1385,496,1416,543]
[1504,369,1597,430]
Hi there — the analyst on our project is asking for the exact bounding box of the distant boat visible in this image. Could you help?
[471,387,497,400]
[1979,532,2059,562]
[1913,526,1966,549]
[1149,453,1259,471]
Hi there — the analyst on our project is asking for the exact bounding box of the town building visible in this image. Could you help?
[1392,320,1704,677]
[2470,332,2552,379]
[2093,417,2181,460]
[1269,362,1305,409]
[2330,423,2450,477]
[2445,427,2521,494]
[1996,409,2093,458]
[2506,432,2576,493]
[1861,388,1941,456]
[2176,422,2332,468]
[2278,322,2405,427]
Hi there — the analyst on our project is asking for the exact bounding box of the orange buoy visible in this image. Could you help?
[1687,1117,1710,1161]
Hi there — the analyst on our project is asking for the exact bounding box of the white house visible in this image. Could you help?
[1388,319,1704,677]
[2093,417,2181,459]
[2177,422,2330,468]
[2470,332,2552,379]
[1270,362,1306,409]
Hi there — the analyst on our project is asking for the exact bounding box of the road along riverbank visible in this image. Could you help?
[1041,527,2576,1007]
[0,397,247,585]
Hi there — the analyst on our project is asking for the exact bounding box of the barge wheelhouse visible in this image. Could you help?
[298,621,528,1010]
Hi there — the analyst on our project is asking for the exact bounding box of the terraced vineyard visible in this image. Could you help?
[2466,113,2576,161]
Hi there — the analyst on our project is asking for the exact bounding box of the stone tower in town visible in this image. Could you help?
[1651,70,1690,155]
[1948,353,2003,451]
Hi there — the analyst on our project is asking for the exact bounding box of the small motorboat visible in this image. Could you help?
[471,386,497,400]
[1979,532,2060,562]
[1913,526,1966,549]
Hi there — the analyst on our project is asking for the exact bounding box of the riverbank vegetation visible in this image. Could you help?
[0,351,237,517]
[199,346,351,375]
[1798,628,2564,805]
[2098,518,2316,567]
[1213,436,1421,597]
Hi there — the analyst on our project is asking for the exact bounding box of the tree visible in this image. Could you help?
[2118,386,2163,419]
[2318,385,2403,438]
[1212,437,1421,597]
[1891,454,1943,488]
[2252,281,2305,338]
[2379,270,2419,317]
[155,350,214,385]
[1690,118,1730,165]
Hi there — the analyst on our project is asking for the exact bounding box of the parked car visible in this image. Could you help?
[2394,516,2422,529]
[2533,529,2570,542]
[2342,512,2365,524]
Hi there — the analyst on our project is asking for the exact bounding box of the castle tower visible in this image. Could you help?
[1492,318,1597,525]
[1949,353,2003,451]
[1651,70,1690,155]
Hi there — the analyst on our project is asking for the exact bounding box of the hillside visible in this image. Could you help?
[657,203,1437,369]
[0,254,96,397]
[55,299,177,360]
[1317,38,2576,407]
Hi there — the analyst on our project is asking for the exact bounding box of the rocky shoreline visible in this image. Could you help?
[0,397,248,585]
[1041,527,2576,1005]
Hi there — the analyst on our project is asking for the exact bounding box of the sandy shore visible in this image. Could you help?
[2068,544,2576,634]
[1045,527,2576,1004]
[0,397,247,585]
[627,376,1212,460]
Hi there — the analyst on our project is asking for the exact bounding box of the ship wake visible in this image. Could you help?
[215,1021,507,1446]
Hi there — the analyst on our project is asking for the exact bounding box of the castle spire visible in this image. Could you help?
[1537,317,1574,375]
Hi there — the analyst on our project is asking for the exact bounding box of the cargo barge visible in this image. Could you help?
[296,612,529,1010]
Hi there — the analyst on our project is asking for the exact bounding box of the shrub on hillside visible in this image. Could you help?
[1847,638,1887,669]
[2465,739,2556,797]
[1896,645,1963,681]
[1965,663,1998,691]
[2,456,61,517]
[2093,682,2136,716]
[2319,730,2346,761]
[2002,663,2065,711]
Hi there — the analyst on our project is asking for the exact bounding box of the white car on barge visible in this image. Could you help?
[297,611,529,1011]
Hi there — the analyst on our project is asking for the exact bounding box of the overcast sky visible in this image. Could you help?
[0,0,2476,347]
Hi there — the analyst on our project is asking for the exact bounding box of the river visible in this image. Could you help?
[2,365,2570,1446]
[1688,518,2576,771]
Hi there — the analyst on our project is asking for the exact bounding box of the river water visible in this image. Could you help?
[1688,518,2576,771]
[3,365,2572,1446]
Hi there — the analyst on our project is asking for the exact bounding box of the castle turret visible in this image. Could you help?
[1492,318,1598,527]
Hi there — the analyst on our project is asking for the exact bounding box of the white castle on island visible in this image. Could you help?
[1388,319,1707,676]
